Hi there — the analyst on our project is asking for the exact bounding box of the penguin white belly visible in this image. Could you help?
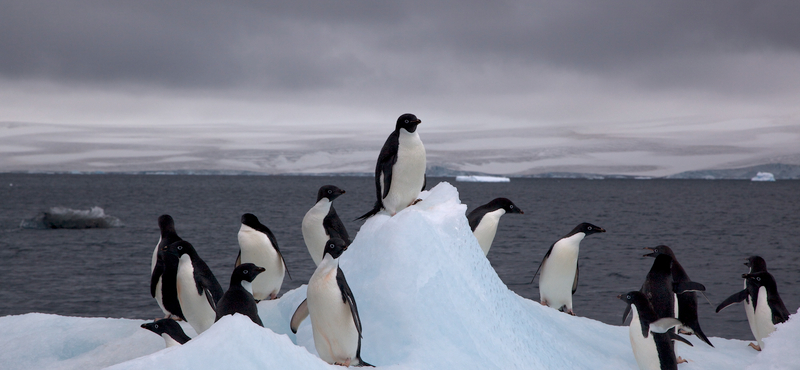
[308,262,359,365]
[539,234,583,310]
[743,280,758,343]
[238,226,285,301]
[382,131,426,215]
[628,305,661,370]
[301,200,331,266]
[753,286,775,348]
[473,209,505,256]
[176,255,216,334]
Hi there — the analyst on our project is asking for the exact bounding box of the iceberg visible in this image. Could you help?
[750,172,776,182]
[455,175,510,183]
[19,206,123,229]
[1,182,797,369]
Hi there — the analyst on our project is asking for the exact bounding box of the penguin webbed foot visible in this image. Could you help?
[677,356,688,364]
[748,343,762,351]
[334,359,352,367]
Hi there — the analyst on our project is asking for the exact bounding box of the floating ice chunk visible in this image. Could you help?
[750,172,775,182]
[455,175,510,182]
[19,206,123,229]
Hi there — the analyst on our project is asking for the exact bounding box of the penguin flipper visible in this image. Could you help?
[668,331,694,347]
[650,317,682,334]
[376,132,399,200]
[572,264,579,295]
[336,267,363,336]
[622,304,632,324]
[203,287,217,312]
[770,298,791,324]
[529,243,555,284]
[193,260,224,303]
[150,256,165,298]
[673,281,705,293]
[290,299,309,334]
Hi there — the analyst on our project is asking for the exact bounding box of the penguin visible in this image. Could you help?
[302,185,349,266]
[741,271,790,351]
[236,213,290,301]
[357,113,426,220]
[531,222,605,315]
[215,263,265,327]
[140,319,191,348]
[716,256,769,350]
[307,238,372,367]
[162,240,224,335]
[618,291,693,370]
[644,245,713,347]
[467,198,523,256]
[150,215,183,319]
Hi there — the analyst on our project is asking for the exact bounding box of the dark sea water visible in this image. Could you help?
[0,173,798,341]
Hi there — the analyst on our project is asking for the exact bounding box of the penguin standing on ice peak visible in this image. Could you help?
[467,198,523,256]
[357,113,426,220]
[618,291,693,370]
[215,263,266,327]
[163,240,224,335]
[531,222,605,315]
[302,185,349,266]
[716,256,769,350]
[740,271,790,351]
[141,318,191,348]
[643,245,713,347]
[237,213,289,301]
[150,215,184,320]
[307,238,372,367]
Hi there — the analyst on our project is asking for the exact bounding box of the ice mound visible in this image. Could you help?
[750,172,776,181]
[456,175,511,182]
[1,182,797,369]
[20,206,123,229]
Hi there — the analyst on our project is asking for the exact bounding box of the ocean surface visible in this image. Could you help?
[0,173,797,341]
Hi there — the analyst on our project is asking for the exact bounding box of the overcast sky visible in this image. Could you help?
[2,1,799,176]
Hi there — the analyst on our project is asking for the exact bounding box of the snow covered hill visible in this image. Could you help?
[1,182,797,369]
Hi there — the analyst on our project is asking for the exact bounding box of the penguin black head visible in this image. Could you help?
[316,185,346,202]
[572,222,605,236]
[158,214,176,233]
[141,318,183,336]
[742,271,777,288]
[745,255,767,271]
[241,213,264,228]
[232,263,266,284]
[162,240,194,257]
[643,245,676,259]
[617,291,650,308]
[486,198,524,214]
[323,238,349,259]
[395,113,422,133]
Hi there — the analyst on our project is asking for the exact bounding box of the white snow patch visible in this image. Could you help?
[750,172,776,181]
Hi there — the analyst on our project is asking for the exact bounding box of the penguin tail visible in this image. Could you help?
[352,358,374,367]
[355,201,382,221]
[690,323,714,347]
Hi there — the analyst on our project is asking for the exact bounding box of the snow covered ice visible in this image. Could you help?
[1,182,798,369]
[750,172,776,182]
[455,175,511,182]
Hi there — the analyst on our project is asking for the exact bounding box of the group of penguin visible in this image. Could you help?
[139,113,791,370]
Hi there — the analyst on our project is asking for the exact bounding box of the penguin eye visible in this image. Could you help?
[756,277,761,281]
[243,270,248,274]
[154,324,159,329]
[327,190,332,194]
[509,205,514,209]
[587,226,592,230]
[177,245,183,250]
[404,119,409,123]
[627,294,631,299]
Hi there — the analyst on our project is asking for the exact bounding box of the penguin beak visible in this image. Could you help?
[643,247,656,257]
[742,273,751,279]
[256,267,266,273]
[596,227,606,233]
[414,119,422,124]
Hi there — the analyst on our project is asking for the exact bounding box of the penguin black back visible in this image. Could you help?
[215,263,265,327]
